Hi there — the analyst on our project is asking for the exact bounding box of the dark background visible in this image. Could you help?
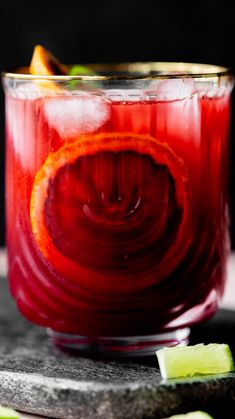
[0,0,235,246]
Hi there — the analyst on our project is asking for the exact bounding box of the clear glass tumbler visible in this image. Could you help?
[3,63,234,356]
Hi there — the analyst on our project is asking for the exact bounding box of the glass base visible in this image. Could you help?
[48,327,190,357]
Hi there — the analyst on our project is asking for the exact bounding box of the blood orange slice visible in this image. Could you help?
[30,133,192,293]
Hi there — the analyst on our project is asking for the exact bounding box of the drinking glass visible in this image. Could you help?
[3,63,234,356]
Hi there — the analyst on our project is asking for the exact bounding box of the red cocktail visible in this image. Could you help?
[3,55,233,355]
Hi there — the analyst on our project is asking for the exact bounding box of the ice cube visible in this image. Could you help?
[6,94,43,174]
[13,82,42,99]
[149,78,196,101]
[44,94,110,139]
[153,80,201,148]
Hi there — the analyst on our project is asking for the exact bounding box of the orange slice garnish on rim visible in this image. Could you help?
[30,132,192,293]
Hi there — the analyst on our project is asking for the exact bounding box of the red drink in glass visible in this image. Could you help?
[3,63,234,355]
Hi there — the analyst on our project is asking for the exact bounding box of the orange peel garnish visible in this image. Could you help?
[30,45,68,76]
[29,45,68,92]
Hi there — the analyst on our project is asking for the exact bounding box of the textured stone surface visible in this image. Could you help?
[1,276,235,419]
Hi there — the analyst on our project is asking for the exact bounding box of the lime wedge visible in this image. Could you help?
[69,65,98,89]
[69,65,97,77]
[0,406,19,419]
[156,343,235,379]
[165,412,213,418]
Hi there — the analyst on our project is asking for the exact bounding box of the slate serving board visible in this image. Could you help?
[0,276,235,419]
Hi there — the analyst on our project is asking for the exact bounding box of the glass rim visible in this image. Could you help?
[2,62,233,81]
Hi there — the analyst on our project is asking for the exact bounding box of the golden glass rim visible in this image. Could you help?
[2,62,233,81]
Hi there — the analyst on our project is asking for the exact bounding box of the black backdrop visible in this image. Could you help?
[0,0,235,246]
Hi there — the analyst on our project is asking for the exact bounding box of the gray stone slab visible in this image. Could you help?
[0,277,235,419]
